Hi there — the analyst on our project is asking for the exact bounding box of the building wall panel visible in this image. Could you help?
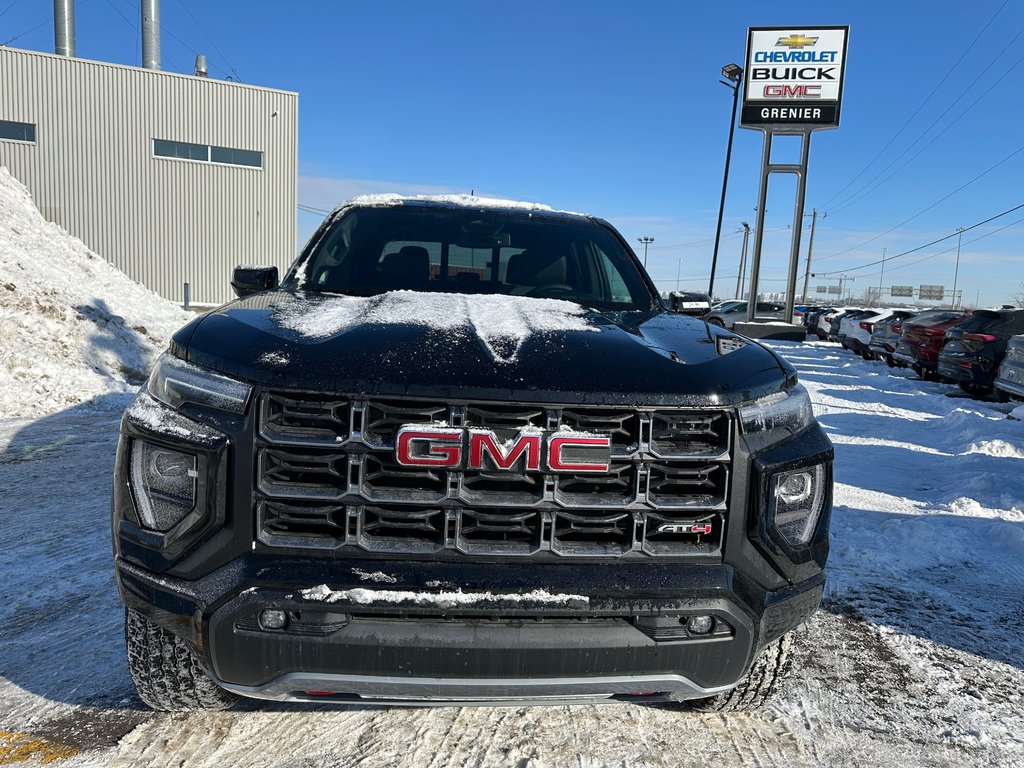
[0,47,298,305]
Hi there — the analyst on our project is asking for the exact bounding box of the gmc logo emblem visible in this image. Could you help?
[395,427,612,473]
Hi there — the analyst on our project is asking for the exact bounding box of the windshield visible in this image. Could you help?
[292,206,655,311]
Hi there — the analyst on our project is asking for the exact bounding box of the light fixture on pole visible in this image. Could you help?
[952,227,964,309]
[707,63,743,298]
[735,222,751,300]
[637,236,654,268]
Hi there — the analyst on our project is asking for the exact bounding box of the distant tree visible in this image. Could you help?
[1014,282,1024,308]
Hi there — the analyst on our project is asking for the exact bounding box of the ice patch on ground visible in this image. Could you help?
[274,291,596,364]
[300,585,589,608]
[0,167,188,418]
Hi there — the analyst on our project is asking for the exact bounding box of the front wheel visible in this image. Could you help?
[125,608,238,711]
[707,318,725,327]
[656,633,794,713]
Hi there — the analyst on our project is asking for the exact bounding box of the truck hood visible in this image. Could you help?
[176,290,790,406]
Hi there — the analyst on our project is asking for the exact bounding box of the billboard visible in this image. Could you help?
[741,26,849,130]
[919,285,946,301]
[816,285,827,294]
[891,285,914,298]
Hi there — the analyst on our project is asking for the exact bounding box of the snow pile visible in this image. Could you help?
[0,167,189,419]
[300,585,589,608]
[274,290,597,363]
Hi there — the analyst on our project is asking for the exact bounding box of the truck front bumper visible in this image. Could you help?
[116,555,824,705]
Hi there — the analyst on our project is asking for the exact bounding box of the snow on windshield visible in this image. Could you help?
[273,290,597,364]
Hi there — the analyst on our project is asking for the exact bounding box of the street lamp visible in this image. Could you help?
[708,63,743,298]
[637,236,654,268]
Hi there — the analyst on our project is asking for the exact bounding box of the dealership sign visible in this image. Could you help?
[741,26,849,130]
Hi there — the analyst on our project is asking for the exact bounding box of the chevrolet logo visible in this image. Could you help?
[776,34,819,49]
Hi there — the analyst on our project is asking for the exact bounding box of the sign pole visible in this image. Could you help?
[746,131,772,323]
[738,25,848,327]
[784,131,812,322]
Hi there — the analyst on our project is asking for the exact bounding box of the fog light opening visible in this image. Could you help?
[687,615,714,635]
[259,609,288,630]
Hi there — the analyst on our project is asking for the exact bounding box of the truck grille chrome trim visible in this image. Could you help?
[256,393,732,559]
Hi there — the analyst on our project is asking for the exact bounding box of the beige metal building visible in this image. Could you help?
[0,45,298,305]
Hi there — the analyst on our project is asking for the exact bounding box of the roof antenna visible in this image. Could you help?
[470,189,475,196]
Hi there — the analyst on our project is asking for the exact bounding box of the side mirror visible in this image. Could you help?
[231,265,279,298]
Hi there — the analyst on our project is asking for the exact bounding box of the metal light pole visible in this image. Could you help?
[708,63,743,298]
[735,222,751,299]
[675,257,684,290]
[637,236,654,269]
[952,227,964,309]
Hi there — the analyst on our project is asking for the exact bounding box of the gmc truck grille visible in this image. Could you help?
[255,394,733,559]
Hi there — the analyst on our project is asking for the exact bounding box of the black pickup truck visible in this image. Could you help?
[113,196,832,712]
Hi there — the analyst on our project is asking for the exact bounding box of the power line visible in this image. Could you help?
[819,0,1010,210]
[174,0,240,81]
[873,213,1024,278]
[0,0,24,21]
[826,31,1024,217]
[0,0,95,46]
[815,140,1024,263]
[814,201,1024,277]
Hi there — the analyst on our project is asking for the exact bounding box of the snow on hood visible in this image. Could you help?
[0,167,189,419]
[273,291,598,364]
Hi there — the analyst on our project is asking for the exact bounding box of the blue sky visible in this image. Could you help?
[3,0,1023,306]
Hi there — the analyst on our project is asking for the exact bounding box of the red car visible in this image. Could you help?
[892,310,971,380]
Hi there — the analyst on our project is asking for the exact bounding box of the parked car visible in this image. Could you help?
[994,334,1024,400]
[892,310,971,380]
[816,308,848,340]
[938,309,1024,394]
[803,306,834,333]
[842,309,885,356]
[830,309,865,344]
[669,291,713,317]
[704,300,788,329]
[869,310,918,367]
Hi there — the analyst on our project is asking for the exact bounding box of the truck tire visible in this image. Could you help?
[682,633,793,713]
[125,608,237,711]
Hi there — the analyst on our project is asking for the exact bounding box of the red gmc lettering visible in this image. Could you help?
[468,431,542,471]
[547,435,612,473]
[395,428,463,467]
[763,84,821,98]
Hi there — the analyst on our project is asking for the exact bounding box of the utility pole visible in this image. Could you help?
[952,227,964,309]
[736,222,751,300]
[675,257,683,290]
[800,209,819,303]
[878,247,887,306]
[637,236,654,269]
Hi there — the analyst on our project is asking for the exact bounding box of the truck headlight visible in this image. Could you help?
[769,464,826,545]
[130,440,198,531]
[739,385,813,435]
[148,353,251,414]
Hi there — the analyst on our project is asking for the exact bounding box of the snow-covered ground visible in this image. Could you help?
[1,340,1022,767]
[0,167,189,419]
